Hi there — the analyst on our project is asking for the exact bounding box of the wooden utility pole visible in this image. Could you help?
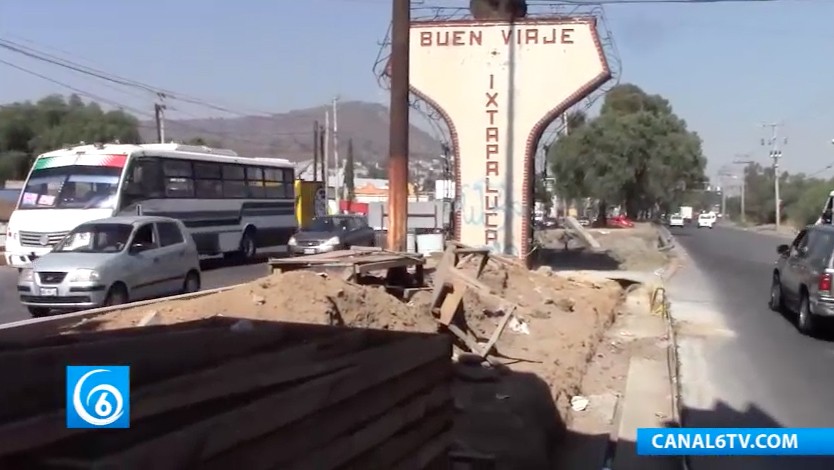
[387,0,410,251]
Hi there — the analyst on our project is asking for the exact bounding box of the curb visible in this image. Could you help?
[0,282,248,343]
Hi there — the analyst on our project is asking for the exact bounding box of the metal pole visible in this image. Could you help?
[312,121,319,180]
[333,97,341,208]
[387,0,410,252]
[324,110,330,211]
[740,175,746,224]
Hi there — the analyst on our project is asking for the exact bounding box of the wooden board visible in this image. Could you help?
[16,333,452,469]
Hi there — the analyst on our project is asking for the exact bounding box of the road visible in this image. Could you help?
[668,224,834,468]
[0,257,270,324]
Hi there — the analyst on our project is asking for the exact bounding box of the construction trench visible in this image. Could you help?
[0,222,680,470]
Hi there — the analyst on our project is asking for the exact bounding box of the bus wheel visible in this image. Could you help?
[240,229,257,259]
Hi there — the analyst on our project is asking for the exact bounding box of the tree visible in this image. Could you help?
[548,84,706,223]
[723,163,833,227]
[0,94,140,180]
[184,136,224,148]
[345,138,356,202]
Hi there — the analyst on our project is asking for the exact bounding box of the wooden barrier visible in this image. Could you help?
[0,317,454,469]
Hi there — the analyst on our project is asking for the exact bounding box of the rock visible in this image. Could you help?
[251,294,266,305]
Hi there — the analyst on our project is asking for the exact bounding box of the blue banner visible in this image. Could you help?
[637,428,834,456]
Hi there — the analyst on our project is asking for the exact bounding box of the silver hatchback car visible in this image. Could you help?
[18,215,201,317]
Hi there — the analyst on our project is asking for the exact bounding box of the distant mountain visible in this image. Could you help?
[140,101,442,163]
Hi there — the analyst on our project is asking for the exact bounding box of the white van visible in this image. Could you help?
[697,212,716,229]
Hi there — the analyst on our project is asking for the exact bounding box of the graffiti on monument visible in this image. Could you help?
[408,18,610,257]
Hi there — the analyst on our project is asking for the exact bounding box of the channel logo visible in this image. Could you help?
[66,366,130,429]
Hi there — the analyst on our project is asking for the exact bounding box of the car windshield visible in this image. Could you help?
[19,165,122,210]
[305,217,351,232]
[54,223,133,253]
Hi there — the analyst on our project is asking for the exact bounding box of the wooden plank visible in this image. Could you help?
[392,429,453,470]
[0,285,244,344]
[37,335,452,469]
[0,320,297,422]
[356,259,414,275]
[203,358,452,470]
[0,317,230,351]
[429,245,458,311]
[343,405,452,469]
[285,384,451,470]
[0,328,384,456]
[437,280,466,326]
[481,306,516,357]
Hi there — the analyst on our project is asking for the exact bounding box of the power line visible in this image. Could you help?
[0,37,275,118]
[0,57,281,148]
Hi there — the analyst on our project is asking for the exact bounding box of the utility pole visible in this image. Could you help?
[318,123,326,183]
[154,96,167,143]
[387,0,410,252]
[312,121,319,180]
[732,156,754,224]
[762,123,786,230]
[324,110,331,207]
[332,96,341,207]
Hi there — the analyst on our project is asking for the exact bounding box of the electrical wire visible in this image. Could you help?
[0,37,276,118]
[0,57,280,148]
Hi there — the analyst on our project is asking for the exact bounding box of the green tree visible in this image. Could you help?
[724,163,833,227]
[548,84,706,223]
[345,138,356,202]
[0,94,140,180]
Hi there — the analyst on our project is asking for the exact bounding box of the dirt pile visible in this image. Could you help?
[81,270,438,333]
[414,258,623,416]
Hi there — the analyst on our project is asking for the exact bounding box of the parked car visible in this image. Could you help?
[17,215,201,318]
[288,214,376,256]
[669,214,685,228]
[770,224,834,335]
[608,214,635,228]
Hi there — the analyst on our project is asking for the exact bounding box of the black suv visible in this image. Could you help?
[770,224,834,335]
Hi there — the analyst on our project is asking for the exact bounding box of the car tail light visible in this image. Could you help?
[819,273,832,292]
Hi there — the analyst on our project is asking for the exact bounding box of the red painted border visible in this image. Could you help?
[404,17,611,262]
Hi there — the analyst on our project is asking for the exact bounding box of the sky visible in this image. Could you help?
[1,0,833,183]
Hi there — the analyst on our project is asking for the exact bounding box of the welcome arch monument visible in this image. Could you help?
[405,6,611,261]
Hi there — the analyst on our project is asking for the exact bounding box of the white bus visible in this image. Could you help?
[4,142,297,268]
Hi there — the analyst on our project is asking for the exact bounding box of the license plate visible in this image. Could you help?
[303,248,316,255]
[40,287,58,297]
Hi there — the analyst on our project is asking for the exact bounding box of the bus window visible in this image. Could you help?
[123,158,164,205]
[165,178,194,198]
[195,179,223,198]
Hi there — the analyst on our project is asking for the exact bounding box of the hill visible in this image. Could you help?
[140,101,442,162]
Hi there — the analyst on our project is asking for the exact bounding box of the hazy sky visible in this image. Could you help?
[1,0,833,182]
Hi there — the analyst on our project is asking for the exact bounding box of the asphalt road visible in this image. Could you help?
[0,257,271,324]
[669,224,834,468]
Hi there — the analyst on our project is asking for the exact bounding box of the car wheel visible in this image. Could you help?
[104,284,128,307]
[797,293,817,335]
[769,274,784,312]
[182,270,201,294]
[27,306,50,318]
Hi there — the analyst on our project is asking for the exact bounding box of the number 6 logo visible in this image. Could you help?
[72,369,125,426]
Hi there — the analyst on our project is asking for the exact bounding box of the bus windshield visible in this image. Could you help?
[19,166,122,210]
